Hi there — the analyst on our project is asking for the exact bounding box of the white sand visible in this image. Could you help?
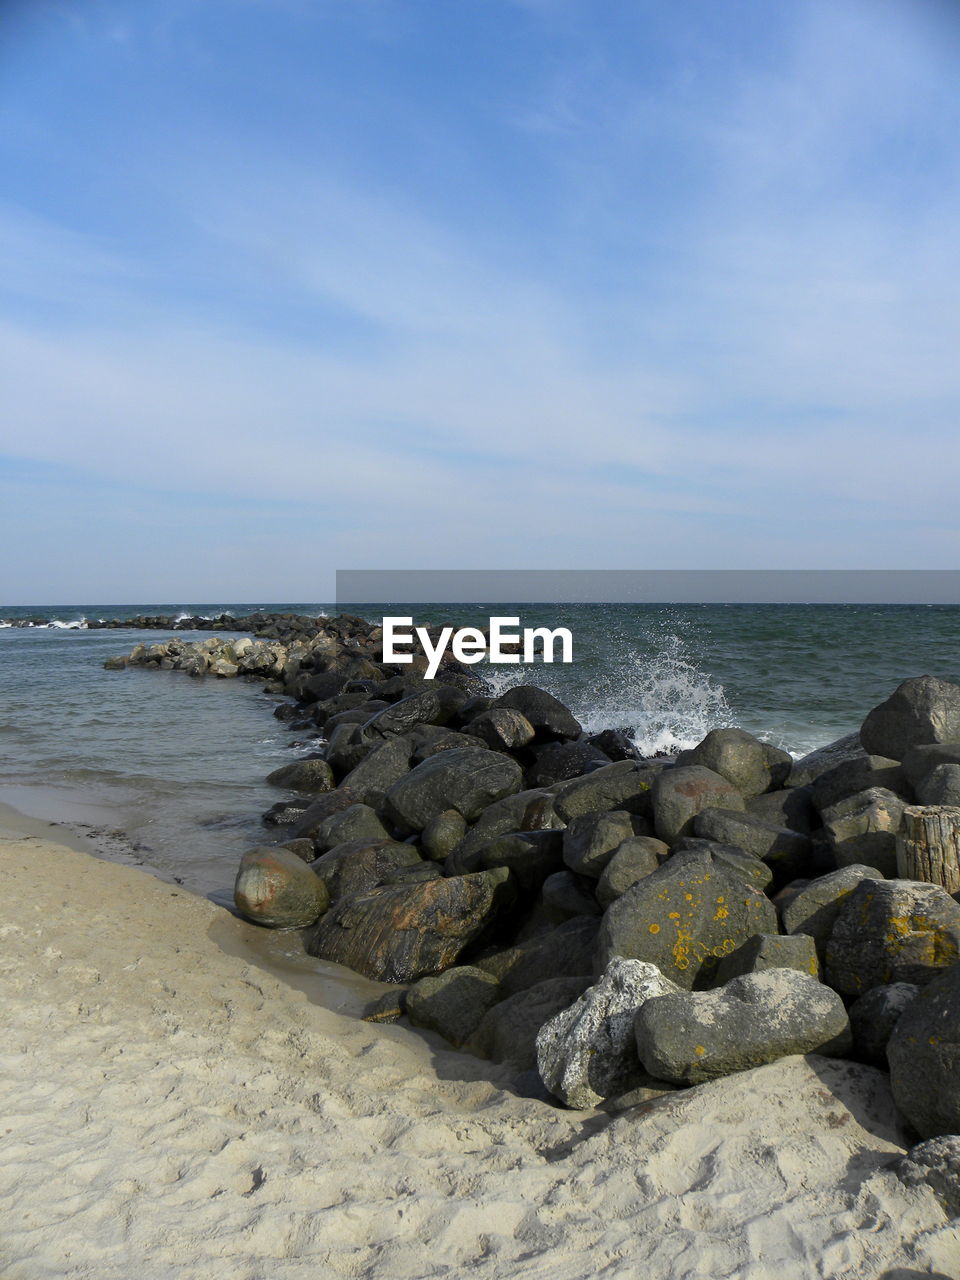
[1,818,959,1280]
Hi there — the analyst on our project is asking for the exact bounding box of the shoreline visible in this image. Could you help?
[1,822,957,1278]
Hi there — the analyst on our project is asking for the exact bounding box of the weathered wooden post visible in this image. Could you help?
[896,805,960,895]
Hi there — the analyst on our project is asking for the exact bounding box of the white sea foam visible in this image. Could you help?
[49,617,88,630]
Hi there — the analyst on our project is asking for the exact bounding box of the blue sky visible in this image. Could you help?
[2,0,960,602]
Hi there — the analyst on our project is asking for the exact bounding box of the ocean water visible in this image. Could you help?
[2,600,959,900]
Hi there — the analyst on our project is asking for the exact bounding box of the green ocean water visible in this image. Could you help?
[1,600,958,897]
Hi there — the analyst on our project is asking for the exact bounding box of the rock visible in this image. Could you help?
[714,932,820,984]
[788,733,865,788]
[861,675,960,759]
[635,969,852,1085]
[894,1136,960,1216]
[233,847,330,928]
[746,786,819,835]
[810,755,909,813]
[848,982,919,1066]
[306,868,515,982]
[651,766,746,844]
[322,722,370,776]
[541,870,602,919]
[312,803,391,853]
[405,965,501,1046]
[670,838,774,890]
[311,838,429,901]
[265,757,335,795]
[361,987,409,1023]
[465,977,592,1072]
[339,736,417,807]
[692,808,812,878]
[595,837,665,908]
[595,847,778,988]
[550,760,661,822]
[587,729,639,761]
[562,810,638,879]
[901,743,960,793]
[420,809,467,861]
[463,708,536,752]
[446,829,564,893]
[452,789,564,860]
[262,798,309,827]
[536,958,680,1108]
[384,748,523,833]
[780,864,884,959]
[210,658,239,677]
[525,741,611,787]
[278,838,316,862]
[492,685,581,741]
[888,963,960,1136]
[915,762,960,807]
[825,878,960,997]
[677,728,792,798]
[474,916,598,995]
[821,787,906,878]
[363,686,467,737]
[292,788,362,839]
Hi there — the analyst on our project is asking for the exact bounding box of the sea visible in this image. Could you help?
[2,600,959,905]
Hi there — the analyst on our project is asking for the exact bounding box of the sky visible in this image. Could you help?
[2,0,960,603]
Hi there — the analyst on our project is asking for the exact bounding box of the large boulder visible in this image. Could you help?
[714,932,819,984]
[452,788,564,859]
[860,675,960,759]
[363,686,467,737]
[311,838,431,901]
[692,808,812,879]
[562,810,637,878]
[821,787,906,878]
[525,741,610,787]
[550,761,660,822]
[888,964,960,1137]
[492,686,581,741]
[677,728,792,798]
[915,763,960,806]
[536,958,679,1108]
[595,837,665,908]
[465,976,593,1072]
[670,838,773,890]
[384,748,523,833]
[848,982,919,1067]
[233,847,330,928]
[541,870,602,919]
[339,736,416,806]
[901,743,960,793]
[265,757,335,795]
[405,965,501,1047]
[595,847,777,988]
[635,969,851,1085]
[746,786,819,835]
[305,868,515,982]
[825,878,960,997]
[651,766,745,844]
[780,863,884,960]
[473,916,597,995]
[463,708,536,753]
[311,803,391,853]
[420,809,468,861]
[810,755,909,813]
[787,732,865,788]
[445,829,563,892]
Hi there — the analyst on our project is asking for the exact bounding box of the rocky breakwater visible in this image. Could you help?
[10,609,348,637]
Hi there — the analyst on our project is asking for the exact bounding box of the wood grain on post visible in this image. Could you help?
[896,805,960,894]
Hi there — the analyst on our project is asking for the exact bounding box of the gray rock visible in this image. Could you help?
[451,789,564,860]
[677,727,792,798]
[888,964,960,1137]
[788,733,865,789]
[311,837,427,901]
[312,803,391,853]
[265,756,335,795]
[306,867,515,983]
[340,735,417,807]
[821,787,906,878]
[465,976,592,1072]
[551,761,661,823]
[635,969,852,1085]
[562,810,637,879]
[780,863,884,959]
[670,838,774,890]
[278,838,317,862]
[746,786,819,835]
[474,916,598,995]
[542,870,602,919]
[901,742,960,793]
[810,755,909,813]
[420,809,468,861]
[714,932,820,984]
[233,847,330,928]
[384,748,523,833]
[492,685,582,741]
[536,958,680,1108]
[692,807,812,878]
[595,847,778,988]
[291,788,362,839]
[595,837,665,908]
[405,965,501,1046]
[363,686,467,737]
[652,766,746,844]
[848,982,919,1066]
[463,708,536,752]
[860,675,960,760]
[825,878,960,997]
[323,722,371,775]
[446,829,563,892]
[362,987,409,1023]
[915,762,960,807]
[894,1136,960,1216]
[525,741,611,787]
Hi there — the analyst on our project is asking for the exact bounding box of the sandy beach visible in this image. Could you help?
[0,809,957,1280]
